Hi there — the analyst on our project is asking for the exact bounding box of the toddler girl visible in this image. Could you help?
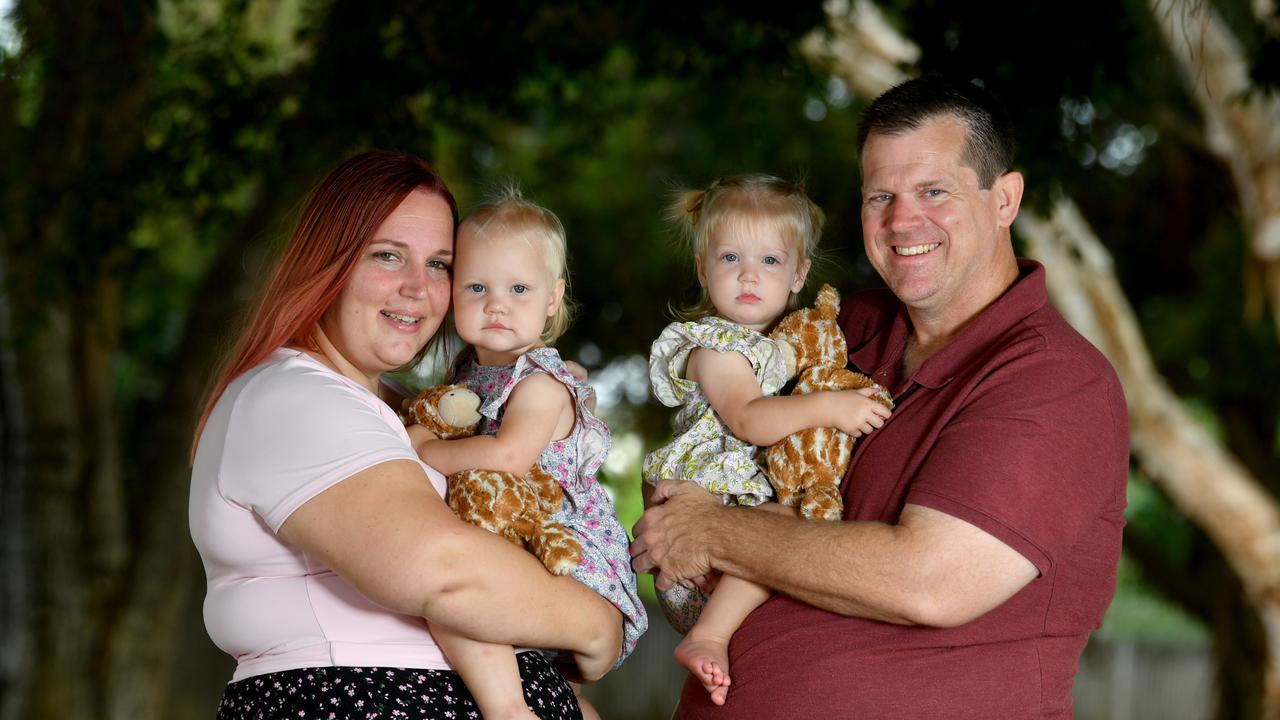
[643,174,891,706]
[414,189,646,719]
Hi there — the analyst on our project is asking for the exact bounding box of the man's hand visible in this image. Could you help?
[631,481,726,591]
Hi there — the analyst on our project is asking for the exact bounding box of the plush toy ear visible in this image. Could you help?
[816,284,841,311]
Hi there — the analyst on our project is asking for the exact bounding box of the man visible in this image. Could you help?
[631,76,1128,719]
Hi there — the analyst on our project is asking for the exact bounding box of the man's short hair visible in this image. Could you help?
[857,76,1015,189]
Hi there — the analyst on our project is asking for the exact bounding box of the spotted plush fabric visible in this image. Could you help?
[452,347,647,667]
[215,652,581,719]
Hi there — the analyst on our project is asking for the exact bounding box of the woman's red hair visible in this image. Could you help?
[192,151,457,453]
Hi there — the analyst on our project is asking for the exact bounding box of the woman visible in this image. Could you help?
[190,151,622,719]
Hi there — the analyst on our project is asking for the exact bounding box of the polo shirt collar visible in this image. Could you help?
[851,259,1048,391]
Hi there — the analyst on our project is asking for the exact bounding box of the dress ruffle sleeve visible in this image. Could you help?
[641,316,789,507]
[480,348,612,487]
[647,317,790,408]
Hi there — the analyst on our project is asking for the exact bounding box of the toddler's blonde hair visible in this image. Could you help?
[669,173,825,320]
[459,186,575,344]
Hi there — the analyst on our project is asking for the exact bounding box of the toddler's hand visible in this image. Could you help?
[830,389,892,438]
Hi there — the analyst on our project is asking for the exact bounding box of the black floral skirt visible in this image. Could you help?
[216,651,582,719]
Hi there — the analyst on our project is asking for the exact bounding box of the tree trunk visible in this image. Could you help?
[0,1,156,717]
[1149,0,1280,336]
[804,2,1280,717]
[100,177,297,719]
[0,242,34,719]
[1017,202,1280,720]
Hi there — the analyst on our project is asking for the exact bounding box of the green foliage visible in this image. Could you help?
[5,0,1280,712]
[1126,475,1198,570]
[1098,555,1210,644]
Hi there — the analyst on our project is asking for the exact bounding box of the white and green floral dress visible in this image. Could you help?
[643,315,791,504]
[643,316,791,633]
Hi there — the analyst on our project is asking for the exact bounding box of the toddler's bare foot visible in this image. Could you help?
[674,633,732,706]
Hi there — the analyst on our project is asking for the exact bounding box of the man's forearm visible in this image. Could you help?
[705,506,921,624]
[634,483,1038,627]
[702,501,1039,627]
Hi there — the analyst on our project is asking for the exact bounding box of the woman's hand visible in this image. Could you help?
[406,423,439,442]
[405,423,438,455]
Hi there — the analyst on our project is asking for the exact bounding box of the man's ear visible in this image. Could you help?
[993,171,1025,228]
[547,278,566,317]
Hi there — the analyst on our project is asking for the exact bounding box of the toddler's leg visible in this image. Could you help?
[673,575,769,707]
[431,622,537,720]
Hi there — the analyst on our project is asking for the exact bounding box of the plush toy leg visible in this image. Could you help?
[520,466,581,574]
[527,466,567,514]
[799,480,844,522]
[772,482,802,510]
[766,439,804,509]
[448,469,536,548]
[528,519,583,575]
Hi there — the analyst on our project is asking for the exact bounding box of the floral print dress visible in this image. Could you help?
[642,315,791,504]
[641,315,792,633]
[452,347,647,666]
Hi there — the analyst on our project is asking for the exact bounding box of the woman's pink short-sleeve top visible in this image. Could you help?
[190,349,450,681]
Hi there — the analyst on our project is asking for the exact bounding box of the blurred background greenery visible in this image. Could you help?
[2,1,1277,718]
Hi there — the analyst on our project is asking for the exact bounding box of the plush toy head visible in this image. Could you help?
[770,284,847,375]
[766,283,890,521]
[405,384,481,440]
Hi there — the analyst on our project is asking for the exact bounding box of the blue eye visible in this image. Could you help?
[762,256,779,266]
[512,284,528,295]
[374,250,399,262]
[924,188,945,198]
[723,253,739,263]
[468,283,485,293]
[427,259,451,272]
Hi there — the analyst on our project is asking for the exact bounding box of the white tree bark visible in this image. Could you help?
[800,0,919,101]
[1150,0,1280,336]
[1018,203,1280,718]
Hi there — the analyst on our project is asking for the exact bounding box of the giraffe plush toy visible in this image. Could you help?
[404,384,583,575]
[766,285,894,521]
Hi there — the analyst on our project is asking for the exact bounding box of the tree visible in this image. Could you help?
[0,2,826,717]
[5,1,1279,717]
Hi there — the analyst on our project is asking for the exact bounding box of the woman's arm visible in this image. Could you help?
[689,348,889,446]
[278,458,622,679]
[417,373,572,475]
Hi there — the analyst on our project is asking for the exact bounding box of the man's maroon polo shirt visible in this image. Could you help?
[677,260,1128,719]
